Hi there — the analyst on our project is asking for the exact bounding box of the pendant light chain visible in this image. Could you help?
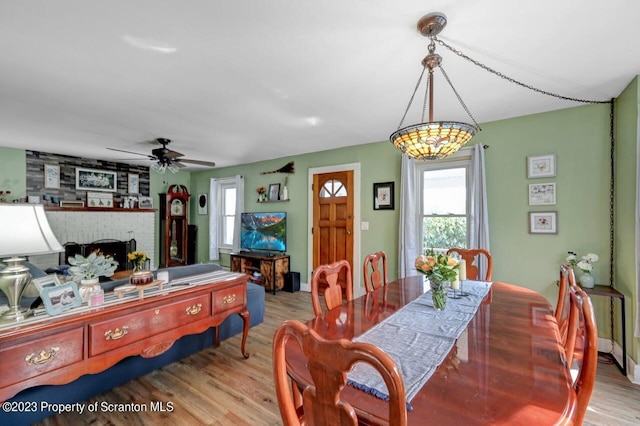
[608,99,616,351]
[435,38,610,105]
[439,66,481,130]
[434,35,621,353]
[397,66,427,130]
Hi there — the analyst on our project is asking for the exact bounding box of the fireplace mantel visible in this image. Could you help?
[45,207,156,213]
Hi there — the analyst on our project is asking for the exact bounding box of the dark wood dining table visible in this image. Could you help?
[285,276,576,425]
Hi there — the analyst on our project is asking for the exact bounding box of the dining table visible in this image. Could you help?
[285,276,576,425]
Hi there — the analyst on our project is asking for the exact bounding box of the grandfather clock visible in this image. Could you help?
[159,184,190,267]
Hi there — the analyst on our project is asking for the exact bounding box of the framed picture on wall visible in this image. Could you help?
[44,164,60,189]
[528,183,556,205]
[269,183,280,201]
[528,211,558,234]
[76,168,117,192]
[373,182,394,210]
[527,154,556,178]
[128,174,139,194]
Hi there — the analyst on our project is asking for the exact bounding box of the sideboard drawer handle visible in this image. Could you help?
[185,303,202,315]
[223,294,236,304]
[105,326,129,340]
[25,346,60,365]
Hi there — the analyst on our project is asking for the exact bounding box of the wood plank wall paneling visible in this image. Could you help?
[35,291,640,426]
[25,150,150,206]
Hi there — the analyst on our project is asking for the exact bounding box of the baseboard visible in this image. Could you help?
[597,337,638,383]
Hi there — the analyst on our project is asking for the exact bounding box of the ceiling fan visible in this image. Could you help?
[107,138,216,172]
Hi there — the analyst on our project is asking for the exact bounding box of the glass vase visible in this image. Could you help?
[579,271,595,289]
[430,278,449,310]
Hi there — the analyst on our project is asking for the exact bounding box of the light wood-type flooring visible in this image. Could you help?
[37,290,640,425]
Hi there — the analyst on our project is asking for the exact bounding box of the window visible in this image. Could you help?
[419,157,471,253]
[319,179,347,198]
[219,180,237,248]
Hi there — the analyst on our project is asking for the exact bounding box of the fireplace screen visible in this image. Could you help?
[63,239,136,272]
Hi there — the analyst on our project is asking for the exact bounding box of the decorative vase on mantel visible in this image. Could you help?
[429,277,449,310]
[130,262,154,285]
[79,278,100,303]
[579,272,595,289]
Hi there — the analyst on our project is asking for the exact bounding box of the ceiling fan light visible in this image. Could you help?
[167,164,180,174]
[151,163,167,174]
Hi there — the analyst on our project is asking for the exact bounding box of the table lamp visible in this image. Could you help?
[0,204,63,321]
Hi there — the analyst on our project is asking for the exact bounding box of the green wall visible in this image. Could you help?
[614,76,639,363]
[477,104,611,302]
[0,147,26,201]
[189,143,402,286]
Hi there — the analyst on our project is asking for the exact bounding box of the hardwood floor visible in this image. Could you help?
[37,290,640,425]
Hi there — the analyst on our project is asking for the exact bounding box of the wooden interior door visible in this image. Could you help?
[312,171,354,293]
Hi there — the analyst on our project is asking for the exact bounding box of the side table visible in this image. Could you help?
[581,284,626,376]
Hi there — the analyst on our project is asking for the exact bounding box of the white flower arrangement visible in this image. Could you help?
[567,251,598,274]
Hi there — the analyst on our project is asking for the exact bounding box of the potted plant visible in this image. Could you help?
[68,251,118,301]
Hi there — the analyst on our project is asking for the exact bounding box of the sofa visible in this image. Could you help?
[0,262,265,425]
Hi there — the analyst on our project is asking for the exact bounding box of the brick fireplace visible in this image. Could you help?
[29,209,155,271]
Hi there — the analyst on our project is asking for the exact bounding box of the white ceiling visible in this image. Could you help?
[1,1,639,170]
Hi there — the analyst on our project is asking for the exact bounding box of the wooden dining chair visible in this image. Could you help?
[273,319,408,426]
[564,287,598,425]
[446,248,493,281]
[363,251,388,293]
[311,260,353,317]
[555,264,577,344]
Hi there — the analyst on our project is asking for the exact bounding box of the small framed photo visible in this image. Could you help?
[269,183,281,201]
[32,274,62,294]
[41,281,82,315]
[76,167,117,192]
[373,182,394,210]
[138,196,153,209]
[528,183,556,206]
[527,154,556,178]
[128,174,139,194]
[87,191,114,208]
[44,164,60,189]
[60,200,85,208]
[529,211,558,234]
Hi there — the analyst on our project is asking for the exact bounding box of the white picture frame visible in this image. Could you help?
[32,274,62,294]
[527,154,556,178]
[128,173,139,194]
[41,281,82,315]
[528,183,556,206]
[138,196,153,209]
[76,167,117,192]
[87,191,114,208]
[529,211,558,234]
[44,164,60,189]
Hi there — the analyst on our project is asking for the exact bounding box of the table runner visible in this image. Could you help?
[347,280,492,405]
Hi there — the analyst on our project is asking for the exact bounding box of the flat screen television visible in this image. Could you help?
[240,212,287,253]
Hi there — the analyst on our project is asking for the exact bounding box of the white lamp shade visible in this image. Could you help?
[0,204,64,257]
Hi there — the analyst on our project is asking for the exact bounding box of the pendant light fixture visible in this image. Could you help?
[390,12,479,160]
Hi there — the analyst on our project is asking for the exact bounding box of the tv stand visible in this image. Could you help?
[230,252,289,295]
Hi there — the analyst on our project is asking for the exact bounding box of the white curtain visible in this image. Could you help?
[209,176,244,261]
[635,112,640,338]
[398,155,420,277]
[232,175,244,253]
[209,178,220,260]
[469,144,491,278]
